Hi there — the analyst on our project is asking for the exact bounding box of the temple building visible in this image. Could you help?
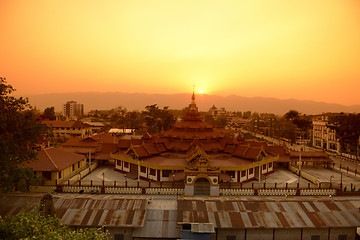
[111,93,278,196]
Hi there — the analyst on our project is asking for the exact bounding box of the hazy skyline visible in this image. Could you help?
[1,0,360,106]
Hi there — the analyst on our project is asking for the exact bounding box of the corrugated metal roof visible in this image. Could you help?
[177,198,360,229]
[0,194,149,228]
[54,195,148,227]
[133,209,180,238]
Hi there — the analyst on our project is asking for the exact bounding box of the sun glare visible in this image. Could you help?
[199,90,205,94]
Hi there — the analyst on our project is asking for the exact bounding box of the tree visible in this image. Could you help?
[279,120,297,144]
[328,113,360,154]
[42,106,56,120]
[142,104,175,134]
[0,77,47,192]
[284,110,300,121]
[110,106,127,130]
[0,204,108,239]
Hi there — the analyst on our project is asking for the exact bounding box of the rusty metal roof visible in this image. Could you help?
[0,194,149,228]
[177,198,360,229]
[133,209,180,238]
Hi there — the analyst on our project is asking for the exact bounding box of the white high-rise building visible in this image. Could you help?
[63,101,84,119]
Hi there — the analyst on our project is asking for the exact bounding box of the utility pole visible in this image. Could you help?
[298,151,302,184]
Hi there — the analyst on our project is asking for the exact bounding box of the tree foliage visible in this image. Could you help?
[0,77,47,192]
[42,106,56,120]
[142,104,175,134]
[0,204,108,239]
[328,113,360,153]
[281,109,312,142]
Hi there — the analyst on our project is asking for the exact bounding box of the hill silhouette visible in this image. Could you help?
[26,92,360,115]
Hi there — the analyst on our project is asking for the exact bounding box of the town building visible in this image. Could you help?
[63,101,84,119]
[111,93,278,196]
[209,104,226,116]
[26,148,87,185]
[61,132,119,165]
[312,115,340,153]
[42,120,92,141]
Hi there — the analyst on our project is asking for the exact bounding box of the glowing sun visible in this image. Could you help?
[199,90,205,94]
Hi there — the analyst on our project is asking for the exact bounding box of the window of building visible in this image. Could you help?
[338,235,347,240]
[226,236,236,240]
[78,162,80,168]
[116,160,121,166]
[263,164,266,170]
[268,162,273,168]
[114,234,124,240]
[58,171,62,179]
[241,170,246,177]
[150,169,156,176]
[249,168,254,175]
[182,224,191,230]
[226,171,235,178]
[141,166,146,173]
[162,170,171,177]
[72,164,75,171]
[124,162,129,168]
[311,235,320,240]
[42,171,52,181]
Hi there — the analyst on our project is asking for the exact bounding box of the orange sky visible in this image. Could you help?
[1,0,360,105]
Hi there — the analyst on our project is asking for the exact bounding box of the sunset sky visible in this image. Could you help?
[1,0,360,106]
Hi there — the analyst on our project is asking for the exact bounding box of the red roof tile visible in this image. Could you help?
[27,148,85,171]
[143,143,159,155]
[90,132,118,144]
[232,145,249,157]
[62,137,98,148]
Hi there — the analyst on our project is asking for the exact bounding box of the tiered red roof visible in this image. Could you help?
[115,93,278,171]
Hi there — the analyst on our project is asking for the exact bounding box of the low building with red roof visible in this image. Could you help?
[26,147,87,185]
[62,132,119,165]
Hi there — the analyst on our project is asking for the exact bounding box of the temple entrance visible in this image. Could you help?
[128,163,138,180]
[194,178,210,195]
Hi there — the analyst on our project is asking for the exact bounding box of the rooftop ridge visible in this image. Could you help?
[43,148,59,170]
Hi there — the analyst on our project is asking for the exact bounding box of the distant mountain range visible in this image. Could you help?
[26,92,360,115]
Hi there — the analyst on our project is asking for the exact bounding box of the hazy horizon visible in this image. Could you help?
[1,1,360,106]
[24,91,360,116]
